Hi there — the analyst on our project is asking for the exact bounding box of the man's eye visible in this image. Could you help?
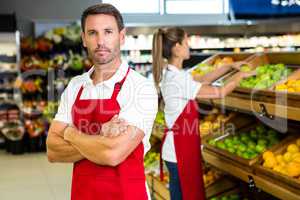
[105,30,113,34]
[88,31,96,36]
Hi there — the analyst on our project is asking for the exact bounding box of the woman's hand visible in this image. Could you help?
[239,70,256,79]
[231,61,250,71]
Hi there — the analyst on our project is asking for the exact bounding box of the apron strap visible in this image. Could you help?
[75,86,84,102]
[111,67,131,100]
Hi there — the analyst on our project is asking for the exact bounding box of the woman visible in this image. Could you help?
[152,27,254,200]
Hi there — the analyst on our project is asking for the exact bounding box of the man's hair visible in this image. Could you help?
[81,3,124,32]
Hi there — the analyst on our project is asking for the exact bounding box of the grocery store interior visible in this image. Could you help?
[2,0,300,200]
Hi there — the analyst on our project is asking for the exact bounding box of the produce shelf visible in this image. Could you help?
[203,148,300,200]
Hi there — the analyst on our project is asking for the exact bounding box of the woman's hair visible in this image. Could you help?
[152,27,186,92]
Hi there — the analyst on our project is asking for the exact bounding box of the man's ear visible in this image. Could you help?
[81,32,87,47]
[119,28,126,45]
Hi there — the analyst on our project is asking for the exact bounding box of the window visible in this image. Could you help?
[165,0,228,14]
[102,0,160,13]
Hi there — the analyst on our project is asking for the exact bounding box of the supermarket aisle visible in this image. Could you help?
[0,151,72,200]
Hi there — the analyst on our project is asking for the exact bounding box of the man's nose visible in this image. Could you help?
[96,35,105,46]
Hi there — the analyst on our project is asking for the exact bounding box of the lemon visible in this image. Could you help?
[292,152,300,159]
[288,88,296,92]
[287,162,300,177]
[283,152,293,163]
[273,165,282,173]
[279,168,289,176]
[287,144,299,154]
[263,156,277,169]
[275,84,288,91]
[287,80,297,87]
[276,155,284,164]
[263,151,274,160]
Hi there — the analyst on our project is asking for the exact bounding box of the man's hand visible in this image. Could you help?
[64,126,78,142]
[101,115,129,138]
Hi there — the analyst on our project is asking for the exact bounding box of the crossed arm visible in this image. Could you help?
[46,118,144,166]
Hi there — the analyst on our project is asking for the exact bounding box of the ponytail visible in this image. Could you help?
[152,29,165,94]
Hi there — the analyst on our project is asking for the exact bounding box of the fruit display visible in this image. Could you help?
[144,151,160,173]
[20,78,43,93]
[239,64,292,89]
[261,138,300,178]
[275,79,300,93]
[154,110,165,126]
[22,100,47,116]
[207,125,282,160]
[20,55,49,71]
[44,23,81,44]
[24,118,45,138]
[42,101,59,122]
[200,109,234,137]
[191,56,234,77]
[21,37,53,53]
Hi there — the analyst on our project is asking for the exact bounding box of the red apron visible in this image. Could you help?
[71,68,148,200]
[160,99,205,200]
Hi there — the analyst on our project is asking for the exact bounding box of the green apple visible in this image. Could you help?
[237,150,244,157]
[238,143,247,152]
[216,141,226,150]
[255,144,266,153]
[224,138,233,146]
[208,139,216,146]
[228,147,236,154]
[242,152,251,159]
[247,141,256,150]
[241,135,250,143]
[258,139,268,146]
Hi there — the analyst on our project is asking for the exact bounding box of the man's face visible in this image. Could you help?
[81,14,125,65]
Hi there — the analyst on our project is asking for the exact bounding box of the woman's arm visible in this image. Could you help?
[196,71,255,99]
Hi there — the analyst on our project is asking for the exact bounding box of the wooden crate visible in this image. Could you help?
[233,52,300,99]
[201,53,254,66]
[205,176,237,199]
[254,135,300,190]
[271,68,300,100]
[203,124,291,166]
[146,174,170,200]
[189,53,254,83]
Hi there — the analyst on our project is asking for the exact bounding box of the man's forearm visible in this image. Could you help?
[46,133,84,163]
[66,131,130,166]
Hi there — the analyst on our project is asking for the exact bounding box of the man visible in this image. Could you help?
[46,4,158,200]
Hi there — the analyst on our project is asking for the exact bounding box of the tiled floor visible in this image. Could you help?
[0,151,72,200]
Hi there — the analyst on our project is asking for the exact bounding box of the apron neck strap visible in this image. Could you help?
[75,86,84,101]
[111,67,131,100]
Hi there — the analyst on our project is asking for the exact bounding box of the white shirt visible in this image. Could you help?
[160,64,202,163]
[54,61,158,155]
